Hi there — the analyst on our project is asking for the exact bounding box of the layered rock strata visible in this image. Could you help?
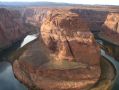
[22,7,49,27]
[22,7,110,33]
[13,9,101,90]
[0,8,31,50]
[71,9,108,33]
[41,9,100,65]
[99,13,119,45]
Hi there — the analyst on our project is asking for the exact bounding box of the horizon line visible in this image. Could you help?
[0,1,119,6]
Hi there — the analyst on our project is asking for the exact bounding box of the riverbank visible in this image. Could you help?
[11,39,116,90]
[0,39,24,61]
[12,39,100,90]
[0,61,27,90]
[12,53,116,90]
[91,56,116,90]
[0,34,114,90]
[97,34,119,61]
[98,34,119,46]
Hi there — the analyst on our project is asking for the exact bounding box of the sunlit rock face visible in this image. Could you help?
[13,9,101,90]
[0,8,30,50]
[41,9,100,65]
[100,13,119,45]
[22,7,49,27]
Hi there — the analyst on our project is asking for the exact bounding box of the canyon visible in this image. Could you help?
[13,9,101,90]
[99,13,119,45]
[0,4,119,90]
[0,8,36,51]
[20,5,119,33]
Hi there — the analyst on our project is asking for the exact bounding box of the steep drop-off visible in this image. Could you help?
[22,7,49,27]
[0,8,31,51]
[13,9,101,90]
[41,9,100,65]
[21,7,110,33]
[99,13,119,45]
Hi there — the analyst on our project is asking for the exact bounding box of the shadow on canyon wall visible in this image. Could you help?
[70,9,119,61]
[0,39,24,62]
[98,26,119,60]
[70,9,109,33]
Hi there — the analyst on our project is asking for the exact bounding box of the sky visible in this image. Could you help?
[0,0,119,5]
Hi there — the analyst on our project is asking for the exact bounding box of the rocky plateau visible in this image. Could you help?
[13,9,101,90]
[0,5,119,90]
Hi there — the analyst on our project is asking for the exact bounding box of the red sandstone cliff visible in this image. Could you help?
[21,7,110,33]
[13,9,101,90]
[22,7,49,27]
[19,5,119,35]
[100,13,119,45]
[41,9,101,65]
[0,8,32,50]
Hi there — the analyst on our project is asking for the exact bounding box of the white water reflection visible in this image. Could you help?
[0,34,39,90]
[20,34,38,48]
[0,61,27,90]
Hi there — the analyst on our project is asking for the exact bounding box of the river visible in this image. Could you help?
[101,50,119,90]
[0,61,27,90]
[0,34,118,90]
[0,34,37,90]
[97,39,119,90]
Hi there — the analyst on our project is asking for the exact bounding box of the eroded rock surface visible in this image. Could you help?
[100,13,119,45]
[41,9,100,65]
[71,9,108,33]
[22,7,49,27]
[0,8,31,50]
[13,9,101,90]
[21,7,108,33]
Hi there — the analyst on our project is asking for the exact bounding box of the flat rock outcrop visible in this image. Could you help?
[13,9,101,90]
[99,13,119,45]
[0,8,31,50]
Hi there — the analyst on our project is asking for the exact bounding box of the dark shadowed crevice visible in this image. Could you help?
[115,22,118,32]
[48,35,57,53]
[65,36,75,59]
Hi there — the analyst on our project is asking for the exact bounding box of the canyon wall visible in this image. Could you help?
[71,9,109,33]
[41,9,100,65]
[22,7,49,27]
[100,13,119,45]
[13,9,101,90]
[17,5,119,34]
[21,7,109,34]
[0,8,32,51]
